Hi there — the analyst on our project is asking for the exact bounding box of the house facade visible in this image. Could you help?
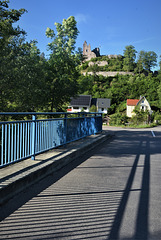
[127,96,152,118]
[67,95,111,114]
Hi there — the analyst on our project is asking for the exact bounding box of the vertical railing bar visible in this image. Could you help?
[30,122,32,156]
[14,124,16,161]
[40,121,42,151]
[22,123,25,158]
[1,124,4,166]
[51,120,53,148]
[31,115,36,160]
[35,121,37,154]
[41,121,43,150]
[17,123,20,160]
[50,120,52,147]
[48,121,50,149]
[8,124,10,164]
[64,113,67,145]
[35,121,38,154]
[39,122,41,151]
[49,121,51,149]
[45,121,47,150]
[20,123,22,159]
[49,121,51,148]
[25,122,27,157]
[37,121,39,153]
[5,124,7,165]
[44,121,46,150]
[46,121,47,150]
[38,121,40,152]
[27,122,29,156]
[11,124,13,163]
[52,120,55,147]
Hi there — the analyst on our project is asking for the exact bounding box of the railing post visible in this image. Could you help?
[64,113,67,145]
[31,114,36,160]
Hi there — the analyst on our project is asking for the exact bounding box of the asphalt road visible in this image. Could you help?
[1,126,161,240]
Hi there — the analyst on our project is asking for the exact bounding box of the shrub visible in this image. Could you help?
[109,113,128,126]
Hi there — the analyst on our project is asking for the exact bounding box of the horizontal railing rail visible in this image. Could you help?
[0,112,102,168]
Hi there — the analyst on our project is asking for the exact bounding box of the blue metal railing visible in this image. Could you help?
[0,112,102,168]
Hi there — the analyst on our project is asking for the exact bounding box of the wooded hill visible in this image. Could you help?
[78,46,161,120]
[1,1,161,123]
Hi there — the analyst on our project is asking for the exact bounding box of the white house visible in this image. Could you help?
[67,95,91,112]
[127,96,152,118]
[67,95,111,114]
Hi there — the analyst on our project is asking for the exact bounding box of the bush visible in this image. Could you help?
[90,105,97,112]
[109,113,128,126]
[154,112,161,124]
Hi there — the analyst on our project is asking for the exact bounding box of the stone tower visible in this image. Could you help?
[83,41,100,61]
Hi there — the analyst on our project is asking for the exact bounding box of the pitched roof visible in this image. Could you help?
[127,99,139,106]
[70,95,91,107]
[92,98,111,108]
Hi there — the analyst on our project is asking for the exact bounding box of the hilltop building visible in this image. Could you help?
[83,41,100,61]
[83,41,121,61]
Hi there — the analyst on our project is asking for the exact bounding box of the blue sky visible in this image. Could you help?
[9,0,161,69]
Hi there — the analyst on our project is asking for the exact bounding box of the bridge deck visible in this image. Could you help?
[0,126,161,240]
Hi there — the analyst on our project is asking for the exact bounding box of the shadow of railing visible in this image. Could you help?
[108,139,150,240]
[0,129,160,239]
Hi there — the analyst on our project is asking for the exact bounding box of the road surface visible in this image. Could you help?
[0,126,161,240]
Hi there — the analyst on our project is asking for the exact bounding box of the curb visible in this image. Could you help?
[0,132,112,206]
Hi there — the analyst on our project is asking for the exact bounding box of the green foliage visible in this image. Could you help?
[137,50,157,72]
[0,0,26,50]
[46,16,79,55]
[0,0,47,112]
[154,112,161,124]
[131,107,149,125]
[90,105,97,112]
[45,16,81,111]
[123,45,137,72]
[0,0,160,120]
[80,55,124,72]
[0,1,81,113]
[109,112,128,126]
[79,72,161,116]
[157,83,161,108]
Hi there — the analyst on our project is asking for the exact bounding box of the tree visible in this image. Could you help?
[123,45,137,72]
[0,0,27,111]
[0,0,26,49]
[12,41,47,112]
[0,1,47,112]
[137,50,157,72]
[45,16,81,112]
[157,83,161,108]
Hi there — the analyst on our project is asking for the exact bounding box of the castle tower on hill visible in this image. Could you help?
[83,41,100,61]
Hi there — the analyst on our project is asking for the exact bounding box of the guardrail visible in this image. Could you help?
[0,112,102,168]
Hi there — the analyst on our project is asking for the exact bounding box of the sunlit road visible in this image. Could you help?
[1,126,161,240]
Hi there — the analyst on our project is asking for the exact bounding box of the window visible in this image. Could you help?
[102,108,104,111]
[73,107,79,110]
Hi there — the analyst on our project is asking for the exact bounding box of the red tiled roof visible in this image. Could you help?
[127,99,139,106]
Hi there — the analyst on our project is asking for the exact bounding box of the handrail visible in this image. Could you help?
[0,112,102,167]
